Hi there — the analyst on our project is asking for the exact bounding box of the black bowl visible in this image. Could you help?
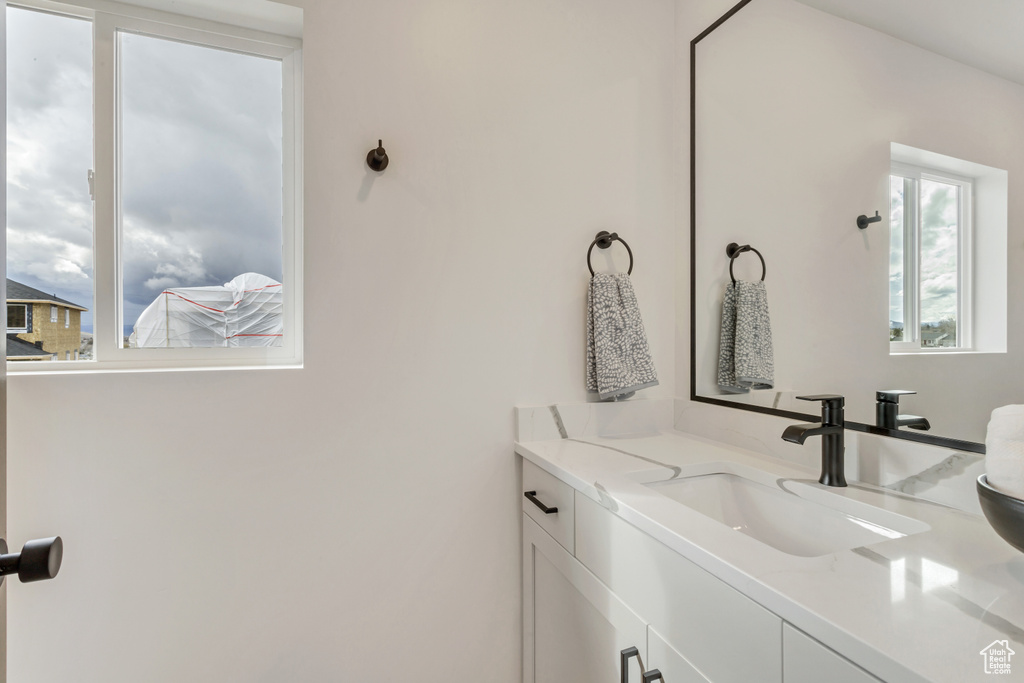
[978,475,1024,553]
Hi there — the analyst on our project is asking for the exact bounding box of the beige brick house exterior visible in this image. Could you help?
[6,279,88,361]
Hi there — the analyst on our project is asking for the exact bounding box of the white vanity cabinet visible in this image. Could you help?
[646,627,712,683]
[574,493,783,683]
[783,625,883,683]
[523,513,716,683]
[522,463,886,683]
[523,515,648,683]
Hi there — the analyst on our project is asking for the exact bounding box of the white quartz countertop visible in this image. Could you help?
[515,429,1024,683]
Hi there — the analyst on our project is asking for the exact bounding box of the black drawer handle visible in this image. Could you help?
[524,491,558,514]
[642,670,664,683]
[621,647,643,683]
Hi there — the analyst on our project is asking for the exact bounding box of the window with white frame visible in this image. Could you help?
[50,305,58,323]
[65,308,70,328]
[889,162,972,352]
[6,1,303,369]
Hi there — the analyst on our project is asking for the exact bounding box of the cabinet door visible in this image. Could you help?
[647,626,712,683]
[783,624,883,683]
[524,513,648,683]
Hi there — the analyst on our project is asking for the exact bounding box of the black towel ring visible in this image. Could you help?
[587,231,634,276]
[726,242,766,284]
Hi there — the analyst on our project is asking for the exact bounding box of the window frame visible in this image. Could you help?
[889,161,973,354]
[7,0,304,373]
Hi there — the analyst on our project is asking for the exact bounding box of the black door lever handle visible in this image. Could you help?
[0,536,63,584]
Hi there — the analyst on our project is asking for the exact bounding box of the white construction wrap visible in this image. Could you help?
[129,273,283,348]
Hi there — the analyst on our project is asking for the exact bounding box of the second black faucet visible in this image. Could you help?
[876,390,930,431]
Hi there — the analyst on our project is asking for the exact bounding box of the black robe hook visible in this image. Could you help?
[366,139,389,172]
[857,211,882,230]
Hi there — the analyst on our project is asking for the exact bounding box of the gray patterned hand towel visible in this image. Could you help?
[717,280,774,393]
[586,273,659,401]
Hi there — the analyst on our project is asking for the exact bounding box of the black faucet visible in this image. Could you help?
[876,390,930,431]
[782,395,847,487]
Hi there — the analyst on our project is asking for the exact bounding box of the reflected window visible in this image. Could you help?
[889,162,971,351]
[890,557,906,602]
[921,558,959,593]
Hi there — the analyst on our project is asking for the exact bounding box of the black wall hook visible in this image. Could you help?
[366,139,389,172]
[857,211,882,230]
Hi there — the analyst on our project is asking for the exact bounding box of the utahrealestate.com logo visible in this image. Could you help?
[980,640,1015,675]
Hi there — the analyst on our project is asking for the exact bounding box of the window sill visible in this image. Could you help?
[889,349,1005,356]
[6,359,303,375]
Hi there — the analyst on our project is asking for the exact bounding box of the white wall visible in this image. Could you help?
[688,0,1024,443]
[6,1,676,680]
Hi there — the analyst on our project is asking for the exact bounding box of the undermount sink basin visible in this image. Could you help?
[645,465,930,557]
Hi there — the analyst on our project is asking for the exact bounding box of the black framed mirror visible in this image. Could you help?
[689,0,1024,453]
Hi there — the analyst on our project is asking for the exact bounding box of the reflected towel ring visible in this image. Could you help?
[587,231,634,277]
[726,242,766,284]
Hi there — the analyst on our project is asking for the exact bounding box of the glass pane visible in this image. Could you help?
[6,7,93,362]
[889,175,906,342]
[919,179,959,348]
[120,33,284,348]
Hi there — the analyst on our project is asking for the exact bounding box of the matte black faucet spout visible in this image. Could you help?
[782,422,843,445]
[896,415,930,430]
[783,395,847,487]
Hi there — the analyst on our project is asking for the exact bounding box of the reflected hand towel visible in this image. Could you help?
[586,273,659,401]
[718,280,774,393]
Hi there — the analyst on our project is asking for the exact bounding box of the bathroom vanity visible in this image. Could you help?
[517,406,1024,683]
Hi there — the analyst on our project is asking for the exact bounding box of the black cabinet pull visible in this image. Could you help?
[643,670,664,683]
[524,490,558,514]
[621,646,644,683]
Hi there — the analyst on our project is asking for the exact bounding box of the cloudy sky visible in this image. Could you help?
[889,175,960,331]
[7,5,283,332]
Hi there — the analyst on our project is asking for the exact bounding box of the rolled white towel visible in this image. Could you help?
[986,405,1024,500]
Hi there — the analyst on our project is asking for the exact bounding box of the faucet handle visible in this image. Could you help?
[796,394,845,406]
[796,395,845,424]
[876,389,915,403]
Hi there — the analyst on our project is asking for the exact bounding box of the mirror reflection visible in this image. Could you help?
[692,0,1024,445]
